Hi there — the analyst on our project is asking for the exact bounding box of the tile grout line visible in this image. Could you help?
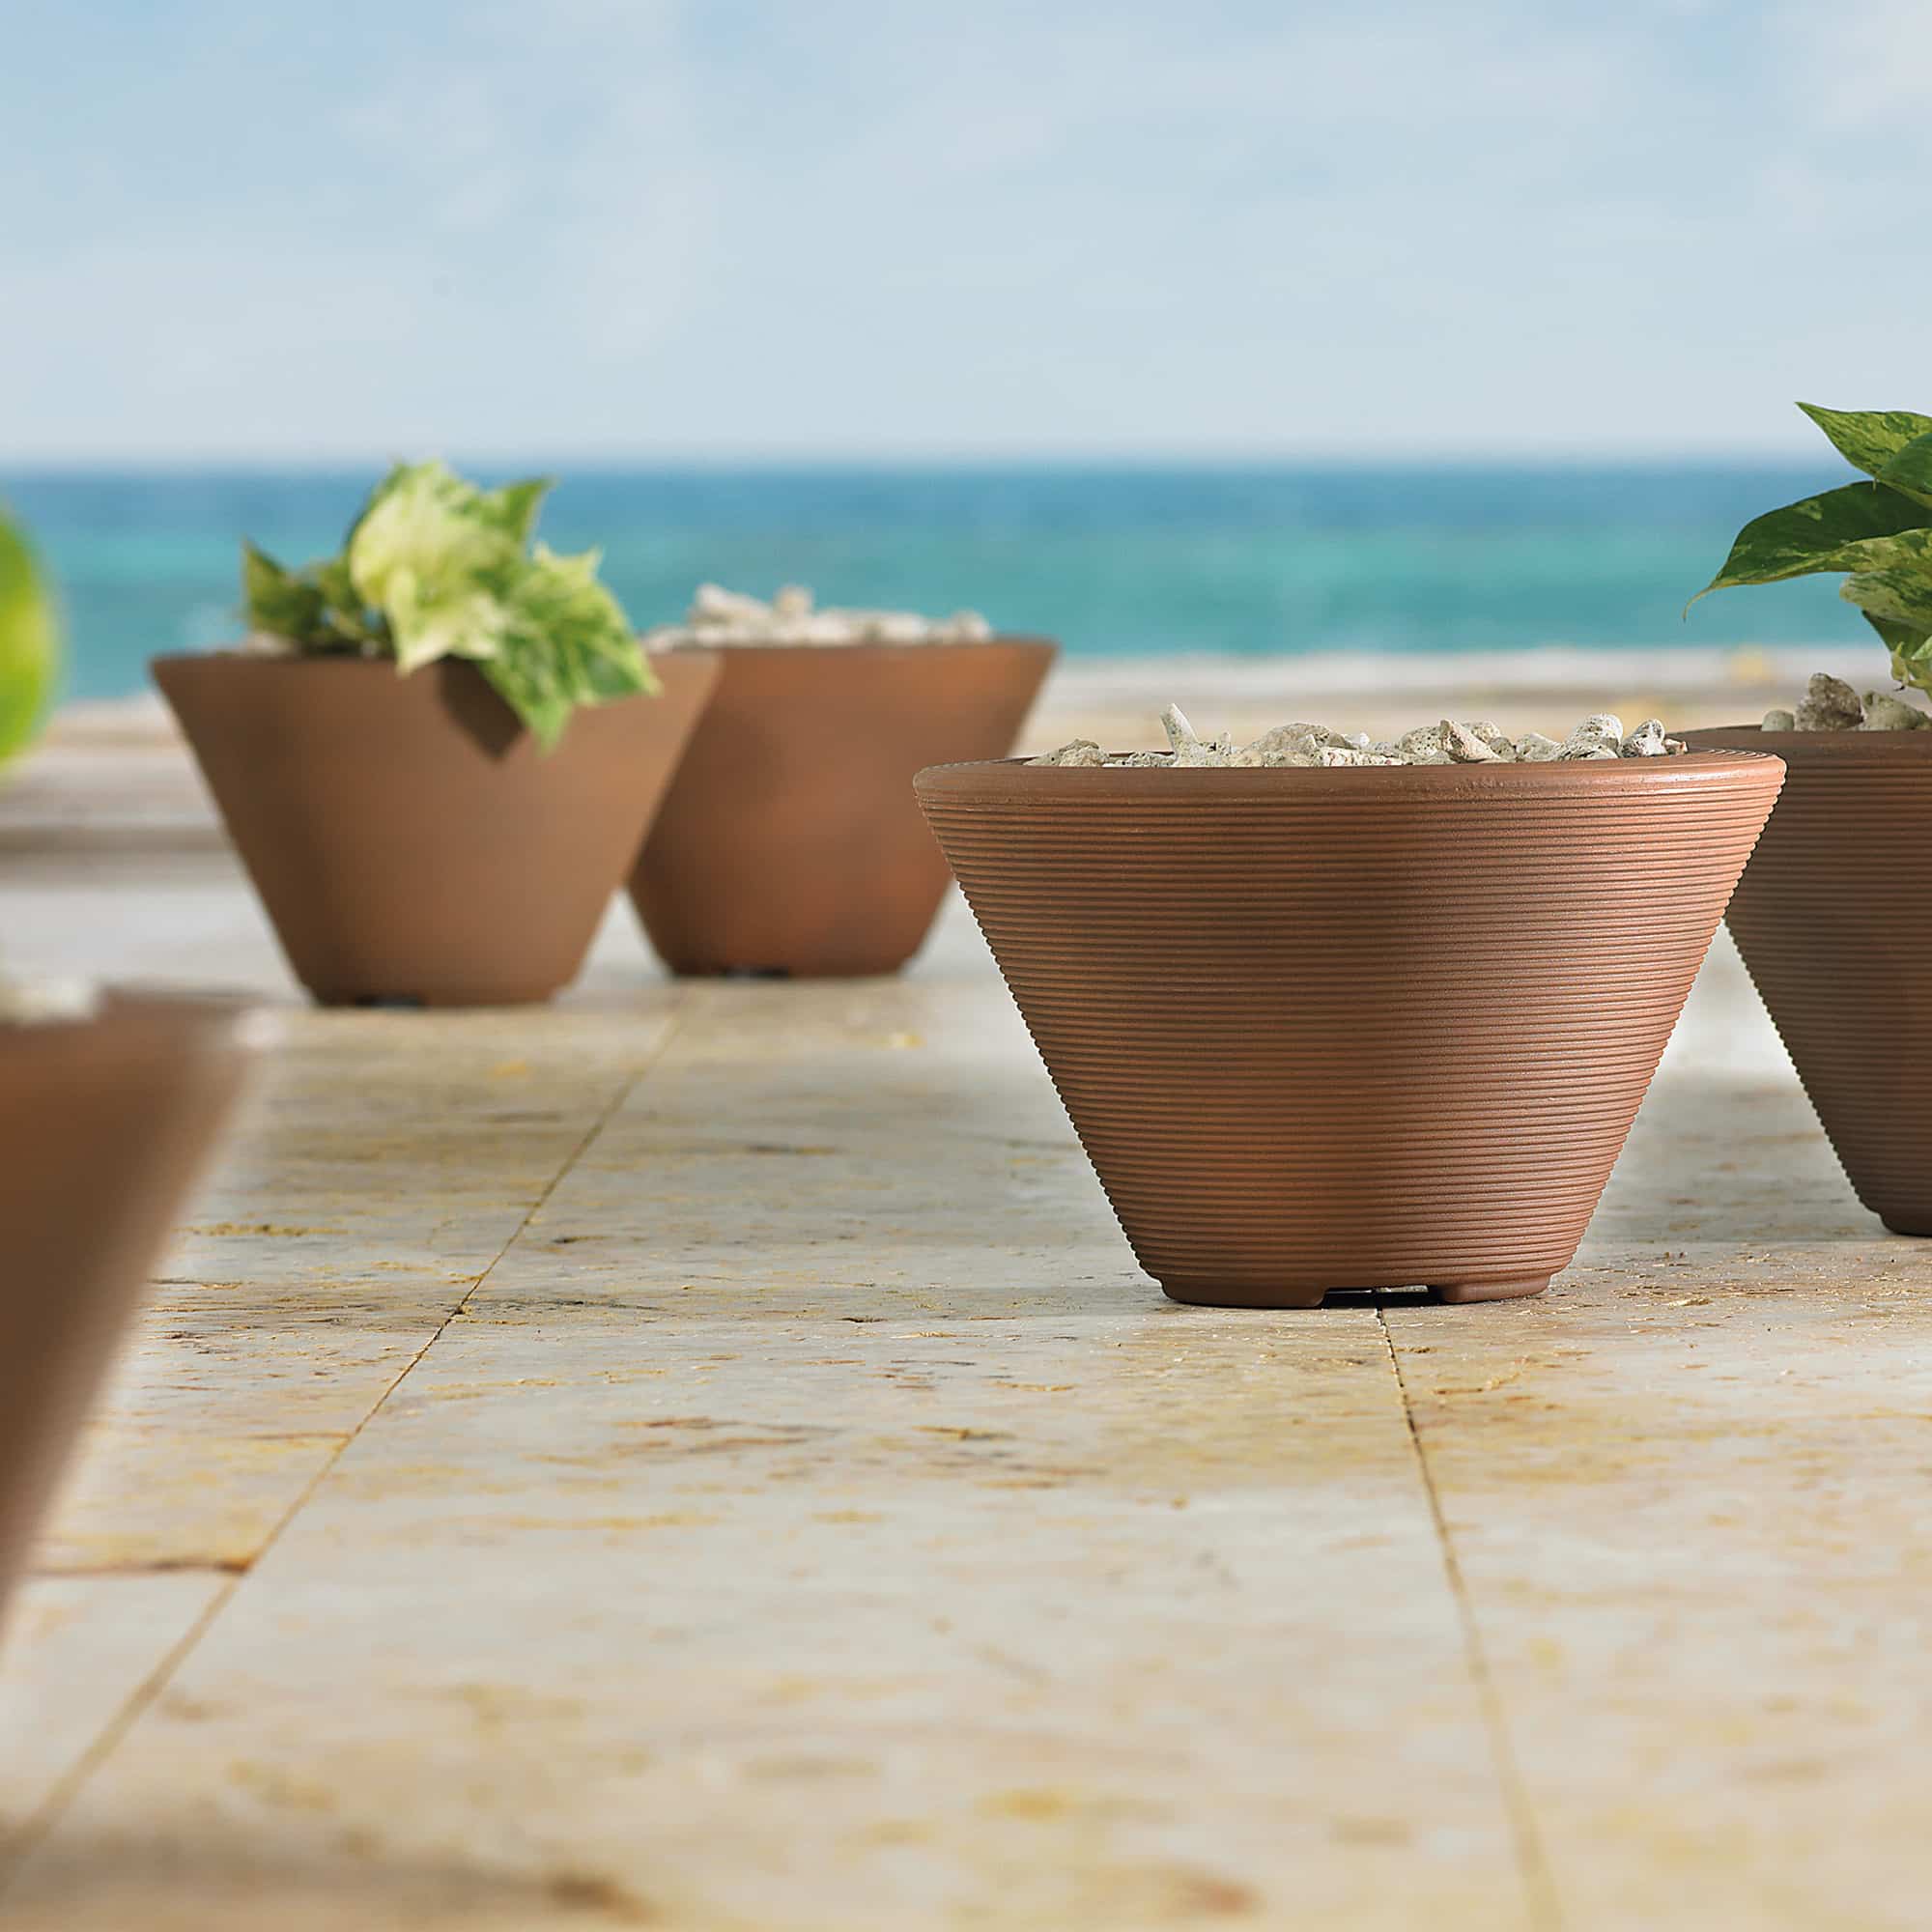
[1377,1306,1563,1932]
[0,1001,687,1894]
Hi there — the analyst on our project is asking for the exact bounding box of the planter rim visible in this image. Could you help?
[918,747,1782,804]
[149,648,717,678]
[0,986,268,1065]
[1682,724,1932,760]
[648,635,1056,664]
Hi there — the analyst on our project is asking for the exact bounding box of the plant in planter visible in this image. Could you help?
[918,703,1782,1309]
[155,462,720,1007]
[0,508,262,1629]
[1686,403,1932,1231]
[630,584,1056,978]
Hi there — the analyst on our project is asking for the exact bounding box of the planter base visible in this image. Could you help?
[1883,1217,1932,1238]
[1429,1276,1551,1305]
[1159,1274,1551,1309]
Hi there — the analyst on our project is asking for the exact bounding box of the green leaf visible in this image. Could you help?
[0,510,58,766]
[1691,481,1932,605]
[1876,431,1932,512]
[479,476,553,545]
[1798,403,1932,479]
[1842,564,1932,633]
[241,540,326,640]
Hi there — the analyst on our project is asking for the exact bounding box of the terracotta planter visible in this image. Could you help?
[0,994,258,1625]
[154,653,720,1007]
[631,639,1055,977]
[1682,726,1932,1233]
[917,752,1783,1307]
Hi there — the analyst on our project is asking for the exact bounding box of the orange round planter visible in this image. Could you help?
[630,639,1055,978]
[918,752,1783,1307]
[0,994,259,1627]
[1683,725,1932,1234]
[154,652,719,1007]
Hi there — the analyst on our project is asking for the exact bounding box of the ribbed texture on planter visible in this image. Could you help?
[0,994,258,1621]
[632,639,1055,978]
[918,753,1783,1306]
[1683,727,1932,1234]
[156,653,719,1007]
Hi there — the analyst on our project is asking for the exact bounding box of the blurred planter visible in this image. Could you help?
[917,751,1783,1308]
[631,639,1055,978]
[1682,725,1932,1233]
[155,652,719,1007]
[0,993,259,1626]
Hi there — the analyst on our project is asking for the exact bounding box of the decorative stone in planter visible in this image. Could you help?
[632,589,1054,976]
[1682,724,1932,1232]
[917,741,1783,1307]
[156,653,717,1006]
[0,996,260,1624]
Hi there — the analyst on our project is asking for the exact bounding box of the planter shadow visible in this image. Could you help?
[155,653,719,1007]
[0,993,259,1627]
[631,639,1055,979]
[1682,726,1932,1234]
[918,752,1783,1308]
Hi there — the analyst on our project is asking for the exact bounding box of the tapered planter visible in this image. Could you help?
[632,639,1055,977]
[0,994,258,1626]
[918,752,1783,1306]
[1682,726,1932,1233]
[155,652,719,1006]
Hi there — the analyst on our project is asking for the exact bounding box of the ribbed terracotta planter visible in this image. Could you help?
[155,652,719,1007]
[1682,726,1932,1234]
[0,994,258,1626]
[631,639,1055,978]
[918,753,1783,1306]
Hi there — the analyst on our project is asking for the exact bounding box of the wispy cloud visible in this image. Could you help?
[0,0,1921,461]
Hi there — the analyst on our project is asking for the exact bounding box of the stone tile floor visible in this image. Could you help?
[0,805,1927,1928]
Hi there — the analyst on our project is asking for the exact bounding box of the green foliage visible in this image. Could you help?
[0,509,58,766]
[241,461,656,747]
[1694,405,1932,702]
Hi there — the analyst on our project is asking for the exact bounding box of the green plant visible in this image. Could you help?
[0,508,58,767]
[242,461,657,748]
[1695,404,1932,701]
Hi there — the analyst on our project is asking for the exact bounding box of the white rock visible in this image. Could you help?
[1621,718,1672,757]
[1465,721,1517,759]
[1441,719,1501,763]
[1558,713,1625,759]
[1318,746,1404,767]
[1761,708,1797,732]
[1795,671,1863,731]
[1029,740,1104,767]
[1861,693,1930,730]
[1517,731,1563,761]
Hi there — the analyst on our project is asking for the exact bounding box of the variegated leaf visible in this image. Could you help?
[1876,431,1932,511]
[1798,403,1932,479]
[1692,481,1932,603]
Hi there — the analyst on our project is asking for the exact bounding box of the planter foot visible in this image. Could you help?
[1159,1280,1331,1309]
[1427,1276,1551,1305]
[1881,1217,1932,1237]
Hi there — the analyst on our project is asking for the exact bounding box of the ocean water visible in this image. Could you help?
[0,465,1870,704]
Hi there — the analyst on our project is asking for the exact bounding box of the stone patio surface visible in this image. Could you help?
[0,703,1925,1931]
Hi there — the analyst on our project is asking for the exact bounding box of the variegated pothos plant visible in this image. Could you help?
[242,462,657,749]
[1695,404,1932,701]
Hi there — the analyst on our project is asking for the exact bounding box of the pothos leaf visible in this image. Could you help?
[1690,481,1932,605]
[0,510,58,766]
[1876,431,1932,512]
[1797,403,1932,480]
[241,540,327,640]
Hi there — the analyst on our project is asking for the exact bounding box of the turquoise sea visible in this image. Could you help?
[0,465,1869,703]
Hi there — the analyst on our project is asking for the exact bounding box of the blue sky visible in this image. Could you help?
[2,0,1924,462]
